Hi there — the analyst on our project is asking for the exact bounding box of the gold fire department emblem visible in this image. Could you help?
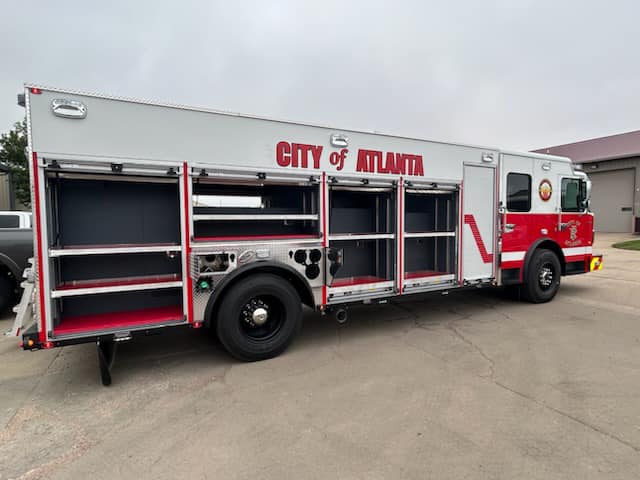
[539,179,552,201]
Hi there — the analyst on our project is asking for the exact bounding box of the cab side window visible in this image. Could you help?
[561,178,581,212]
[507,173,531,212]
[0,214,20,228]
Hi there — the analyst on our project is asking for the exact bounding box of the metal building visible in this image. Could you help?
[534,131,640,233]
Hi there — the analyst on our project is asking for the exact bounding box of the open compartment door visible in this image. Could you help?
[462,164,496,283]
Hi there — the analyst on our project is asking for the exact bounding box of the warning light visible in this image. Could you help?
[193,322,203,329]
[198,280,210,290]
[43,341,54,349]
[30,87,42,94]
[27,339,35,348]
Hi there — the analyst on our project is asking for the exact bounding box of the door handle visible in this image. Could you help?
[504,223,516,233]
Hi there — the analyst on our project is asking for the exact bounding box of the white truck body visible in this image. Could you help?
[17,85,599,384]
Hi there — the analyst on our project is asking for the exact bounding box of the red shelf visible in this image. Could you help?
[58,242,180,250]
[56,274,181,291]
[404,270,449,280]
[193,234,319,242]
[331,276,388,288]
[54,305,184,336]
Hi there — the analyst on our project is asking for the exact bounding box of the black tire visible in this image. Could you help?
[216,274,302,361]
[522,249,561,303]
[0,275,15,314]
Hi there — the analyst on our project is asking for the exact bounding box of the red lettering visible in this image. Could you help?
[291,143,300,168]
[276,141,291,167]
[395,153,405,175]
[310,146,323,169]
[356,149,370,173]
[413,155,424,176]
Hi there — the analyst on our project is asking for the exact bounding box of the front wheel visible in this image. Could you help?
[522,249,561,303]
[216,274,302,361]
[0,275,15,313]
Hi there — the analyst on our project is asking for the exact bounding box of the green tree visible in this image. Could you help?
[0,120,30,208]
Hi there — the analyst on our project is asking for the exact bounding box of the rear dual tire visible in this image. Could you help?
[216,274,302,361]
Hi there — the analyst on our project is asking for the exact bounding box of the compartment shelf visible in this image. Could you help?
[193,233,319,242]
[403,231,455,238]
[50,243,182,257]
[330,276,390,288]
[53,305,184,336]
[193,214,318,221]
[328,233,394,241]
[52,274,183,298]
[404,270,453,280]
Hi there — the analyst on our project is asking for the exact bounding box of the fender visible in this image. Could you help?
[203,260,315,325]
[0,252,22,283]
[521,238,566,282]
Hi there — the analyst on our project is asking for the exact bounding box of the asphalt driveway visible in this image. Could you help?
[1,233,639,479]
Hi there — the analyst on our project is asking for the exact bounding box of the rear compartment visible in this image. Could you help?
[45,171,185,338]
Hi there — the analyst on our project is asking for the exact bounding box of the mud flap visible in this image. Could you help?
[97,340,118,386]
[7,282,34,338]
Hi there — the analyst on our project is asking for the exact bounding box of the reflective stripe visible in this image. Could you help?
[562,246,592,256]
[501,251,526,262]
[502,246,592,263]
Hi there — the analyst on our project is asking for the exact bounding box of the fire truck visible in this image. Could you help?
[13,85,602,385]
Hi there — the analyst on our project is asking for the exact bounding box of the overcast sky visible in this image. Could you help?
[1,0,638,151]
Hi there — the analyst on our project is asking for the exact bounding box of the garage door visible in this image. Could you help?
[589,169,635,232]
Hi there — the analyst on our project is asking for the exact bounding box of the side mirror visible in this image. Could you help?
[582,179,592,212]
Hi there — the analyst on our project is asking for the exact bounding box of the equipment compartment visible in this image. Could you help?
[192,181,319,240]
[53,289,184,336]
[404,190,457,233]
[52,252,182,292]
[328,239,394,287]
[404,236,456,279]
[329,188,394,235]
[48,176,181,248]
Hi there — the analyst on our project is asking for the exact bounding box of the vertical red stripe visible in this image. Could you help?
[398,178,403,294]
[458,183,464,285]
[463,214,494,263]
[183,162,194,323]
[321,172,327,305]
[32,152,47,342]
[494,165,499,277]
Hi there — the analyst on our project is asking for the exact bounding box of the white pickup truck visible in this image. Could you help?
[0,211,33,312]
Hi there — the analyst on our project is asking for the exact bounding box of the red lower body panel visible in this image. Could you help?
[331,276,388,288]
[56,274,181,291]
[193,234,318,242]
[54,305,184,336]
[404,270,449,279]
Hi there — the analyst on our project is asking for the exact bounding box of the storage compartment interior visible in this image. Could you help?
[404,236,456,279]
[48,176,181,247]
[405,190,457,233]
[53,252,182,289]
[329,239,393,287]
[53,289,184,335]
[192,180,319,240]
[330,188,394,234]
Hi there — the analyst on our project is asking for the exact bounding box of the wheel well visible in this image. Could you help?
[526,240,566,276]
[204,264,315,327]
[0,262,17,290]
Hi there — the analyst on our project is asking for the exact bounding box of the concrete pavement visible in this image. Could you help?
[1,233,639,479]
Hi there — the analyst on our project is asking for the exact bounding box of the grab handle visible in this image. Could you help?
[51,98,87,119]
